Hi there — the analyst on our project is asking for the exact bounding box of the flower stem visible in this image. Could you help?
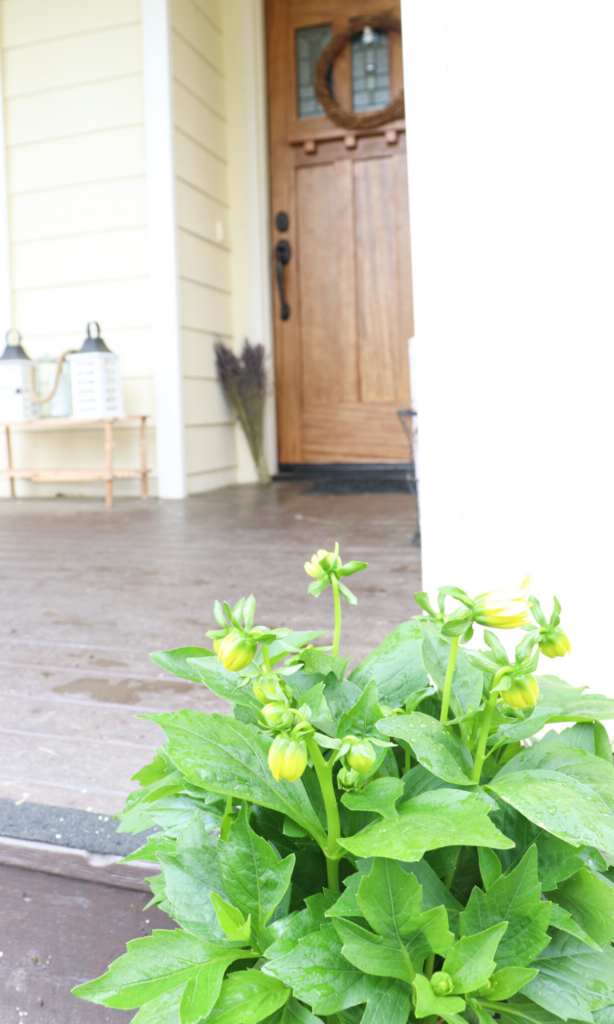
[261,644,271,672]
[306,736,341,891]
[220,796,234,841]
[440,635,459,723]
[424,953,435,979]
[471,689,499,783]
[331,577,342,656]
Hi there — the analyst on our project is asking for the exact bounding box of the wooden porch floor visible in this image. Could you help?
[0,483,421,816]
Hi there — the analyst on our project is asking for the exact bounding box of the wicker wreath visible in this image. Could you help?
[314,14,404,131]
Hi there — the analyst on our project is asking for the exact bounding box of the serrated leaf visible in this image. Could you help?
[204,970,290,1023]
[478,847,502,890]
[521,932,614,1022]
[210,893,250,941]
[553,722,613,762]
[151,647,215,683]
[187,658,262,711]
[260,996,322,1023]
[341,778,404,821]
[264,922,410,1021]
[131,983,184,1023]
[180,956,241,1024]
[338,788,514,861]
[158,816,226,939]
[412,974,466,1021]
[149,712,326,847]
[349,621,429,708]
[121,833,176,865]
[325,873,363,919]
[490,804,584,890]
[72,930,252,1009]
[266,891,338,960]
[443,923,508,994]
[487,770,614,855]
[218,807,294,934]
[461,847,551,969]
[494,996,589,1024]
[300,649,348,680]
[548,903,601,950]
[378,713,475,785]
[337,679,383,738]
[548,868,614,948]
[421,626,483,716]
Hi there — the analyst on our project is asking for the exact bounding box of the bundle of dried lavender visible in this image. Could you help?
[215,339,271,484]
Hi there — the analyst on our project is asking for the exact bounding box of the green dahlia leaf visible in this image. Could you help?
[266,891,338,960]
[187,657,264,711]
[482,966,538,1000]
[491,675,614,744]
[72,930,253,1009]
[158,814,226,939]
[521,931,614,1022]
[338,788,514,860]
[420,625,484,717]
[131,982,184,1023]
[300,649,349,680]
[551,721,613,762]
[487,770,614,855]
[217,806,295,933]
[260,996,322,1023]
[378,712,475,785]
[349,620,429,708]
[490,803,585,890]
[442,922,508,994]
[204,970,290,1023]
[337,679,382,739]
[461,847,551,969]
[548,903,601,950]
[547,867,614,948]
[148,711,326,846]
[151,647,215,683]
[494,739,614,812]
[264,921,410,1021]
[489,996,585,1024]
[357,858,452,950]
[341,777,404,821]
[478,847,502,890]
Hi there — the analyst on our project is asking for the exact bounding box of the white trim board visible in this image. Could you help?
[141,0,186,499]
[0,45,12,343]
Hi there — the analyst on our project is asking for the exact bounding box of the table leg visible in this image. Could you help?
[104,419,113,508]
[5,426,15,498]
[140,416,148,500]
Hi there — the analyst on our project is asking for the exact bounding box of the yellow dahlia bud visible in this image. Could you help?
[304,549,334,579]
[267,734,308,782]
[261,701,293,729]
[217,631,257,672]
[500,673,539,710]
[346,737,376,775]
[473,577,532,629]
[538,626,571,659]
[431,972,454,997]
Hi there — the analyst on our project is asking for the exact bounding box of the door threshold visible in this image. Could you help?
[276,463,416,495]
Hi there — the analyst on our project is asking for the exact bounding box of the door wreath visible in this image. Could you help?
[314,13,405,130]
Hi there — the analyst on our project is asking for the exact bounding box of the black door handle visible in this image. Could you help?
[275,240,291,321]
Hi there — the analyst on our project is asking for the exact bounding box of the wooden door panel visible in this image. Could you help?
[267,0,414,465]
[303,403,410,462]
[355,155,408,404]
[296,160,358,407]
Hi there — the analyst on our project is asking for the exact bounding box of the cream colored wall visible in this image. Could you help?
[0,0,157,497]
[169,0,238,494]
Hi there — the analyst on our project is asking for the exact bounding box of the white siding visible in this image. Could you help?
[0,0,153,496]
[169,0,237,493]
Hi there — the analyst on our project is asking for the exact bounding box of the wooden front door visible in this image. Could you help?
[266,0,413,465]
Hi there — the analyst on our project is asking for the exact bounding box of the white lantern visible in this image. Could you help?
[67,322,124,418]
[0,330,39,423]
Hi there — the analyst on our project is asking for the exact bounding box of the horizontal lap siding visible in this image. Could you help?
[170,0,237,493]
[0,1,153,497]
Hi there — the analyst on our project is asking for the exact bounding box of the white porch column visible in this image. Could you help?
[0,46,12,341]
[141,0,186,499]
[401,1,614,696]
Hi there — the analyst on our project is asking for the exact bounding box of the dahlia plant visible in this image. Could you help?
[75,548,614,1024]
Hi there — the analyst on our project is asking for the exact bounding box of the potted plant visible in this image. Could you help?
[75,550,614,1024]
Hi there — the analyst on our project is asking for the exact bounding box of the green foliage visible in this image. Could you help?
[74,568,614,1024]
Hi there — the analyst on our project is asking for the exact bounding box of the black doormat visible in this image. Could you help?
[0,797,157,856]
[277,463,417,495]
[304,475,415,494]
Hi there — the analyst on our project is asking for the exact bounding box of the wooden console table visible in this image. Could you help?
[0,415,149,508]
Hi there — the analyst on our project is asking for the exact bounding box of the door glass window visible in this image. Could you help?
[351,27,390,112]
[296,24,332,118]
